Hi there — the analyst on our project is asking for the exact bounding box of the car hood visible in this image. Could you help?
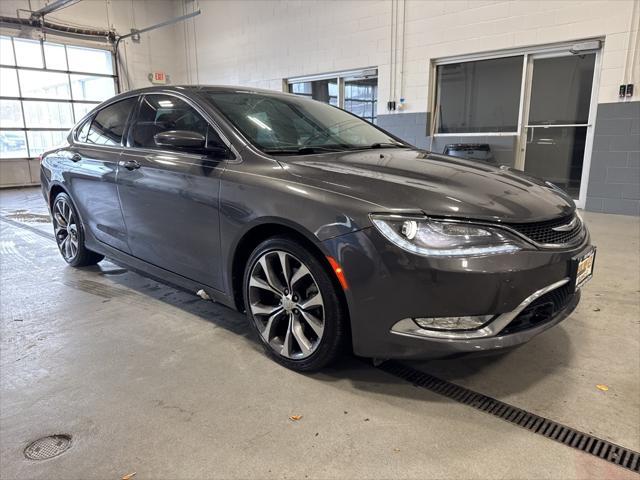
[280,148,575,223]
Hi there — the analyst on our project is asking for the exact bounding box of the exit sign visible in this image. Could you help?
[149,71,167,85]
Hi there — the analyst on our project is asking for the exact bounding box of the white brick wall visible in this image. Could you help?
[175,0,640,112]
[0,0,636,108]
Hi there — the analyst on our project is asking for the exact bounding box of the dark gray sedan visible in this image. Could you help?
[40,86,595,371]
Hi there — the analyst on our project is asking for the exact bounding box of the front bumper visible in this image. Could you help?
[323,227,591,359]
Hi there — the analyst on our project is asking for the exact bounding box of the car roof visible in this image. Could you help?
[112,84,292,98]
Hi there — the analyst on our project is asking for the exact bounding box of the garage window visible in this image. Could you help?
[287,68,378,124]
[434,56,523,134]
[0,36,117,159]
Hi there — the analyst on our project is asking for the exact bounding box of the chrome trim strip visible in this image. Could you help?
[390,277,570,341]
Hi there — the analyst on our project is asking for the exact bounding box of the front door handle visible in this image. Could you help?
[120,159,141,171]
[71,153,82,162]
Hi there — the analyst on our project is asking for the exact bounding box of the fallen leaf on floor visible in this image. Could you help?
[289,415,302,421]
[593,307,601,312]
[596,384,609,391]
[121,473,136,480]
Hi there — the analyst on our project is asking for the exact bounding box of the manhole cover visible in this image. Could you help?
[24,434,72,460]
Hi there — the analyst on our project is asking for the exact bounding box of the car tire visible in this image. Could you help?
[52,192,104,267]
[243,236,347,371]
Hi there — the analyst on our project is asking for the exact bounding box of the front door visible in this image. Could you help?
[117,94,227,290]
[518,50,599,207]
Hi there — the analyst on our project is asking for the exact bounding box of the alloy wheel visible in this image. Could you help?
[53,197,79,261]
[248,250,325,359]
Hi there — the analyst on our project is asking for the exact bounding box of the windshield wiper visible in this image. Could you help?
[369,142,408,149]
[263,145,347,155]
[342,142,408,151]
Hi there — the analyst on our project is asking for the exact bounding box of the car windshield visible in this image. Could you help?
[203,90,406,154]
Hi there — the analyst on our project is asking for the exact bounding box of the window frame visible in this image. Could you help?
[0,35,118,159]
[433,54,526,137]
[285,67,378,122]
[428,38,603,138]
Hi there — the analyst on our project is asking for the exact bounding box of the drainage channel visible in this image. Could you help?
[378,361,640,474]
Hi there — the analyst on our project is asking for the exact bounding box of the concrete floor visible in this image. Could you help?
[0,187,638,480]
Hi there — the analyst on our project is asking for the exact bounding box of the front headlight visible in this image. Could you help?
[370,214,523,257]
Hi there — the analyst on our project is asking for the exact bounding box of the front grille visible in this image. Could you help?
[502,282,575,335]
[506,213,584,246]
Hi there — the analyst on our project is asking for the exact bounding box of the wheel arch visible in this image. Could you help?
[229,220,350,328]
[48,183,68,210]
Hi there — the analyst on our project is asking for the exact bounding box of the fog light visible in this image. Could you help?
[413,315,494,331]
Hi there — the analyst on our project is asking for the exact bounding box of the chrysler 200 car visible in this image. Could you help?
[40,86,595,371]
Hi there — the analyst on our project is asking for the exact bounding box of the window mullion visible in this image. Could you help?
[11,37,31,157]
[40,39,46,70]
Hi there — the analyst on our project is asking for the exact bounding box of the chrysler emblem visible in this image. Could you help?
[552,217,579,232]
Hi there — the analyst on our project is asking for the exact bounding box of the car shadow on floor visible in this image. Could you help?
[81,260,574,404]
[311,329,572,397]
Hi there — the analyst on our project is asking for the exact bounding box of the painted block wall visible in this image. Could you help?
[586,101,640,216]
[176,0,639,110]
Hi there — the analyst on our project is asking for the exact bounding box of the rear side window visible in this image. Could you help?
[86,97,136,146]
[132,94,213,150]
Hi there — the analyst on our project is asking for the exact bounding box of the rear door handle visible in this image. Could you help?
[71,153,82,162]
[119,159,141,171]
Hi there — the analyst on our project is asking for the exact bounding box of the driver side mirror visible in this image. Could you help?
[154,130,231,159]
[154,130,206,151]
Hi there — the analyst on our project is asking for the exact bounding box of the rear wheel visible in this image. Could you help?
[52,192,104,267]
[243,236,347,371]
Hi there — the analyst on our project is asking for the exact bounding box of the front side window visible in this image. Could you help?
[86,97,136,146]
[204,91,401,154]
[132,94,223,153]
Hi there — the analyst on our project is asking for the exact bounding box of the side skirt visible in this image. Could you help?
[86,236,236,309]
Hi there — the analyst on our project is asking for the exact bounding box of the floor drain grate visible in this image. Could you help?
[379,361,640,474]
[24,434,72,460]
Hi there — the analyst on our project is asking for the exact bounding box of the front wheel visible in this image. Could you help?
[243,236,347,371]
[52,192,104,267]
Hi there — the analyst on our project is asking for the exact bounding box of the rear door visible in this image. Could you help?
[64,96,137,253]
[116,93,228,289]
